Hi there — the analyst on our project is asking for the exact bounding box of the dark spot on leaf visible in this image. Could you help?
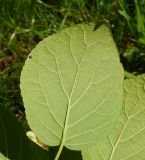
[28,54,32,59]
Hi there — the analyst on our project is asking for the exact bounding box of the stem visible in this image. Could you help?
[54,103,69,160]
[54,141,64,160]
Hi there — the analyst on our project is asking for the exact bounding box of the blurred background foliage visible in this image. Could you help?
[0,0,145,121]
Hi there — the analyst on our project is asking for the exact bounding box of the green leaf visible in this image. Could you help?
[82,74,145,160]
[20,23,123,156]
[0,106,50,160]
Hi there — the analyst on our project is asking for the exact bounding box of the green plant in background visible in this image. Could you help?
[134,0,145,45]
[118,0,145,45]
[118,0,145,75]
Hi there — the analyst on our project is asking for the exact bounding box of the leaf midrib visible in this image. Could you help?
[54,29,88,159]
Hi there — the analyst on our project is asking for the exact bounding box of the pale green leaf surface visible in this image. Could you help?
[82,75,145,160]
[0,153,9,160]
[20,23,123,150]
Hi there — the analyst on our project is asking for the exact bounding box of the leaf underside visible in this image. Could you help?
[82,75,145,160]
[20,23,124,151]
